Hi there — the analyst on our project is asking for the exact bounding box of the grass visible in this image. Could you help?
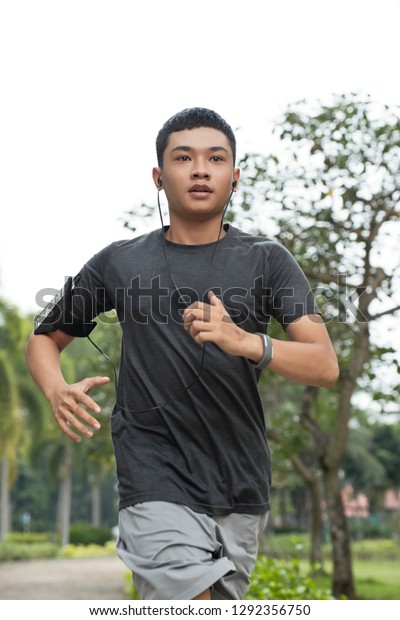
[352,561,400,600]
[314,561,400,600]
[263,533,400,599]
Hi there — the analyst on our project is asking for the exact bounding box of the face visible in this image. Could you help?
[152,127,240,223]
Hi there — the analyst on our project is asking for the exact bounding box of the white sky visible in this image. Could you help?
[1,0,400,314]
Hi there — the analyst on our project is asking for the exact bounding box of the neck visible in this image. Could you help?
[165,216,226,245]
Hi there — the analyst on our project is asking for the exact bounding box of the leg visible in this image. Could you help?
[193,588,211,600]
[211,512,269,600]
[116,502,236,600]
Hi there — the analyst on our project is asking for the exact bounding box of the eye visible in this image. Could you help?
[211,156,223,162]
[177,155,190,161]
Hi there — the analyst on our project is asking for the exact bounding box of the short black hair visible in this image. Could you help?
[156,107,236,166]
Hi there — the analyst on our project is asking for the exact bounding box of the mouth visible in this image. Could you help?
[189,184,212,198]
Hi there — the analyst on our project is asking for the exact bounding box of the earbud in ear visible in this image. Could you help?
[232,180,237,189]
[157,178,163,187]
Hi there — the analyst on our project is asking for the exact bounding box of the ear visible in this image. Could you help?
[233,167,240,190]
[152,167,162,190]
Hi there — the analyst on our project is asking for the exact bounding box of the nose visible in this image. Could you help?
[191,158,210,179]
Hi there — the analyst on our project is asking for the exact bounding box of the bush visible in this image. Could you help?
[245,555,333,600]
[125,571,140,600]
[348,520,392,541]
[4,532,58,545]
[351,539,400,562]
[69,523,113,546]
[0,540,58,561]
[59,541,116,558]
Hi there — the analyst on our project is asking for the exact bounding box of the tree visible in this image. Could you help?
[0,352,21,539]
[236,93,400,598]
[0,301,24,539]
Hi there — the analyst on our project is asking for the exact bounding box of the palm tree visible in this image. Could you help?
[0,352,21,539]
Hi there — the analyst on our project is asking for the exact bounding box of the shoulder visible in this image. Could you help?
[86,229,161,268]
[228,225,294,258]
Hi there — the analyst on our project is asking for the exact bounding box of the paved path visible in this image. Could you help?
[0,555,130,600]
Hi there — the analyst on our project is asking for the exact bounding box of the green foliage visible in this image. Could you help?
[59,541,116,558]
[372,424,400,487]
[69,522,113,546]
[351,538,400,562]
[125,571,140,600]
[4,532,57,544]
[0,351,20,456]
[264,533,400,563]
[263,534,313,560]
[244,555,333,600]
[0,537,116,561]
[11,458,58,532]
[0,540,58,561]
[348,519,392,541]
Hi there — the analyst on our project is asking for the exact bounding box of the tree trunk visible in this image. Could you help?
[308,476,324,567]
[322,362,367,599]
[57,451,72,547]
[292,455,324,567]
[0,457,11,540]
[91,481,101,527]
[323,469,355,599]
[294,386,325,567]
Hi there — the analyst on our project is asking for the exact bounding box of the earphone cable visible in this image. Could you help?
[87,189,234,413]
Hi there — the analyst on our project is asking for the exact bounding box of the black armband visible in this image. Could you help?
[34,276,97,338]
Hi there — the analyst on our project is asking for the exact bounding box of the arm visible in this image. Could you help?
[25,330,110,442]
[268,314,339,388]
[182,291,339,388]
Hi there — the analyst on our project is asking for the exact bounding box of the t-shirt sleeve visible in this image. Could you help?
[266,242,320,329]
[33,244,115,337]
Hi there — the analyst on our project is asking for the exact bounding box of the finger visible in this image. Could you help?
[208,290,216,303]
[193,330,217,345]
[184,301,203,312]
[63,396,102,430]
[207,291,233,324]
[72,389,102,415]
[208,290,221,305]
[56,404,98,439]
[188,320,214,341]
[182,302,210,320]
[76,376,111,413]
[81,376,111,394]
[182,310,198,325]
[183,310,211,331]
[208,290,228,315]
[56,415,85,443]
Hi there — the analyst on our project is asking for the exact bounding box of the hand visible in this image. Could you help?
[182,290,250,357]
[50,376,110,443]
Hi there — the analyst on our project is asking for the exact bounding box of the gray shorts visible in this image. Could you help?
[116,501,268,600]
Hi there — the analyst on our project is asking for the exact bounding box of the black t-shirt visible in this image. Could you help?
[35,225,319,515]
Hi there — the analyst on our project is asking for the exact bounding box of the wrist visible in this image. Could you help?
[45,378,69,405]
[240,331,265,362]
[249,333,274,369]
